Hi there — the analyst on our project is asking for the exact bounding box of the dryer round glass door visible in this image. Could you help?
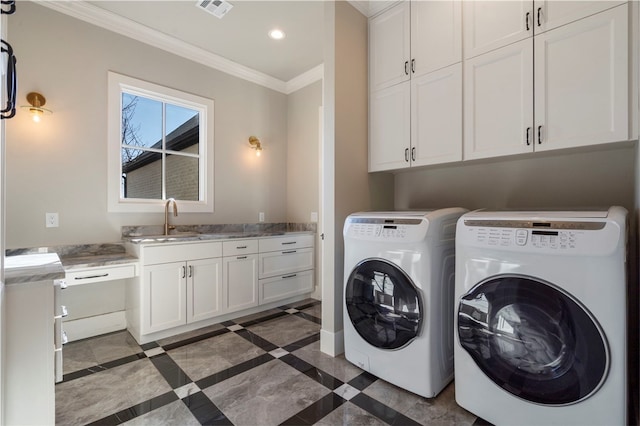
[345,258,423,350]
[457,275,608,405]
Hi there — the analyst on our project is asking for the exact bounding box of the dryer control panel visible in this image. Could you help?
[475,228,578,250]
[347,223,409,239]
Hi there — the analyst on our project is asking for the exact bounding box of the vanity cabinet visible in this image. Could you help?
[464,3,629,160]
[368,0,462,171]
[127,241,223,337]
[223,239,259,314]
[258,234,314,304]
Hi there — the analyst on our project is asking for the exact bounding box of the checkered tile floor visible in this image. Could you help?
[56,299,479,425]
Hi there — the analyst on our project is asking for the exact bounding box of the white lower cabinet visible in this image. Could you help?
[126,234,314,343]
[224,254,259,314]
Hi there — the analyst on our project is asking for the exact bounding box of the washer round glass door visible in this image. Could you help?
[345,258,423,350]
[457,275,608,405]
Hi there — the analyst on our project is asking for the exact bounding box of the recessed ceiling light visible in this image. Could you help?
[268,29,286,40]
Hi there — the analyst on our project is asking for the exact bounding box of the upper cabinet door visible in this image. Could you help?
[464,38,534,160]
[411,0,462,76]
[369,2,410,91]
[369,81,411,171]
[534,0,626,34]
[411,63,462,167]
[463,0,533,59]
[534,4,628,152]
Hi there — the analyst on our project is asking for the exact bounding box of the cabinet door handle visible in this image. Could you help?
[537,7,543,26]
[411,59,415,74]
[537,125,543,144]
[526,127,531,146]
[75,273,109,280]
[525,12,530,31]
[1,1,16,14]
[182,266,186,279]
[0,40,17,120]
[404,148,409,162]
[404,60,409,75]
[188,265,193,278]
[411,147,416,162]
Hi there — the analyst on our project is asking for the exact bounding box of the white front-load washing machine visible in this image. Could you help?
[454,207,628,425]
[343,208,467,398]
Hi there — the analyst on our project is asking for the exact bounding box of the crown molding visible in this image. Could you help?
[346,0,370,17]
[35,0,323,94]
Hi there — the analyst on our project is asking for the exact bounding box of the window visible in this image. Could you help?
[108,72,214,212]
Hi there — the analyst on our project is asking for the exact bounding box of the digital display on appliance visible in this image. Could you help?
[532,230,559,236]
[384,225,397,229]
[532,222,551,227]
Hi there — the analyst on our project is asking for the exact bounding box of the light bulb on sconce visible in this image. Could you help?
[21,92,52,123]
[249,136,263,157]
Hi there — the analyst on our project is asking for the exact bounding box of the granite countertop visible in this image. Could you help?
[123,230,314,244]
[7,244,139,272]
[4,252,65,285]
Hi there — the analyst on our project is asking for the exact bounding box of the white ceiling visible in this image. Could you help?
[86,0,326,83]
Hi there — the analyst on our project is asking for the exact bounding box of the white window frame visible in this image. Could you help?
[107,71,214,213]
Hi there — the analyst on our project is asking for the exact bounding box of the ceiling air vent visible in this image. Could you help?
[196,0,233,19]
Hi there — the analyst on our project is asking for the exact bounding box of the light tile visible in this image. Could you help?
[144,347,165,357]
[269,348,289,358]
[293,340,363,383]
[334,383,360,401]
[227,324,244,331]
[174,382,201,399]
[122,400,200,426]
[285,308,299,314]
[247,314,320,347]
[314,401,387,426]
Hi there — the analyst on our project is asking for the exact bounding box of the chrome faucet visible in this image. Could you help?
[164,198,178,235]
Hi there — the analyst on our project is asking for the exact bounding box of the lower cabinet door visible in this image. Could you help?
[187,257,224,323]
[259,269,314,305]
[144,261,187,333]
[224,254,259,314]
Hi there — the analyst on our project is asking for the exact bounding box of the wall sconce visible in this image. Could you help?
[21,92,52,122]
[249,136,262,156]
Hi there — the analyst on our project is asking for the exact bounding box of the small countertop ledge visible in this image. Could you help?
[4,253,65,285]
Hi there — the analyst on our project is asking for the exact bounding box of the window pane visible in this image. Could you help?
[166,153,199,201]
[166,104,199,155]
[122,93,162,149]
[121,149,162,199]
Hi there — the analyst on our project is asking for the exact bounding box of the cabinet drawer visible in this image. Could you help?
[259,248,314,279]
[259,270,314,305]
[144,242,222,264]
[222,239,259,256]
[65,264,137,286]
[259,234,314,252]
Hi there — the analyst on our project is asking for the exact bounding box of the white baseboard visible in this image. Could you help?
[320,328,344,357]
[63,311,127,342]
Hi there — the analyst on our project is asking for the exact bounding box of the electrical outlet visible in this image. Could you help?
[259,212,265,222]
[46,212,59,228]
[310,212,318,222]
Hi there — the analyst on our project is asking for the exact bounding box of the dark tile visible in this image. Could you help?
[238,310,288,327]
[295,311,322,324]
[195,353,275,389]
[220,320,236,327]
[348,371,378,391]
[140,341,159,351]
[350,393,421,426]
[87,391,178,425]
[235,328,278,351]
[282,332,321,352]
[162,328,230,351]
[280,354,344,390]
[150,353,193,389]
[182,391,233,425]
[279,392,346,425]
[60,353,146,383]
[101,352,147,370]
[474,417,495,426]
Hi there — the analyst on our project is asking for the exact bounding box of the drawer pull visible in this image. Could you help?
[281,241,296,245]
[282,250,297,254]
[62,331,68,345]
[61,305,68,318]
[282,274,297,279]
[236,245,247,249]
[237,256,247,260]
[75,273,109,280]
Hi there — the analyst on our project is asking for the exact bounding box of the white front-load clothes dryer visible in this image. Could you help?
[343,208,467,398]
[454,207,628,425]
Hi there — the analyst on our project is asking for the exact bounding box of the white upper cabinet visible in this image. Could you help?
[411,0,462,76]
[534,0,626,33]
[412,63,463,166]
[369,0,463,171]
[464,40,534,160]
[463,0,532,59]
[534,4,629,151]
[369,2,410,92]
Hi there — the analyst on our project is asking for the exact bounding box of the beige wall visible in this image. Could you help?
[286,80,322,223]
[6,2,289,248]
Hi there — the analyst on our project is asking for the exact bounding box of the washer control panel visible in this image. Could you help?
[475,228,578,250]
[348,223,409,239]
